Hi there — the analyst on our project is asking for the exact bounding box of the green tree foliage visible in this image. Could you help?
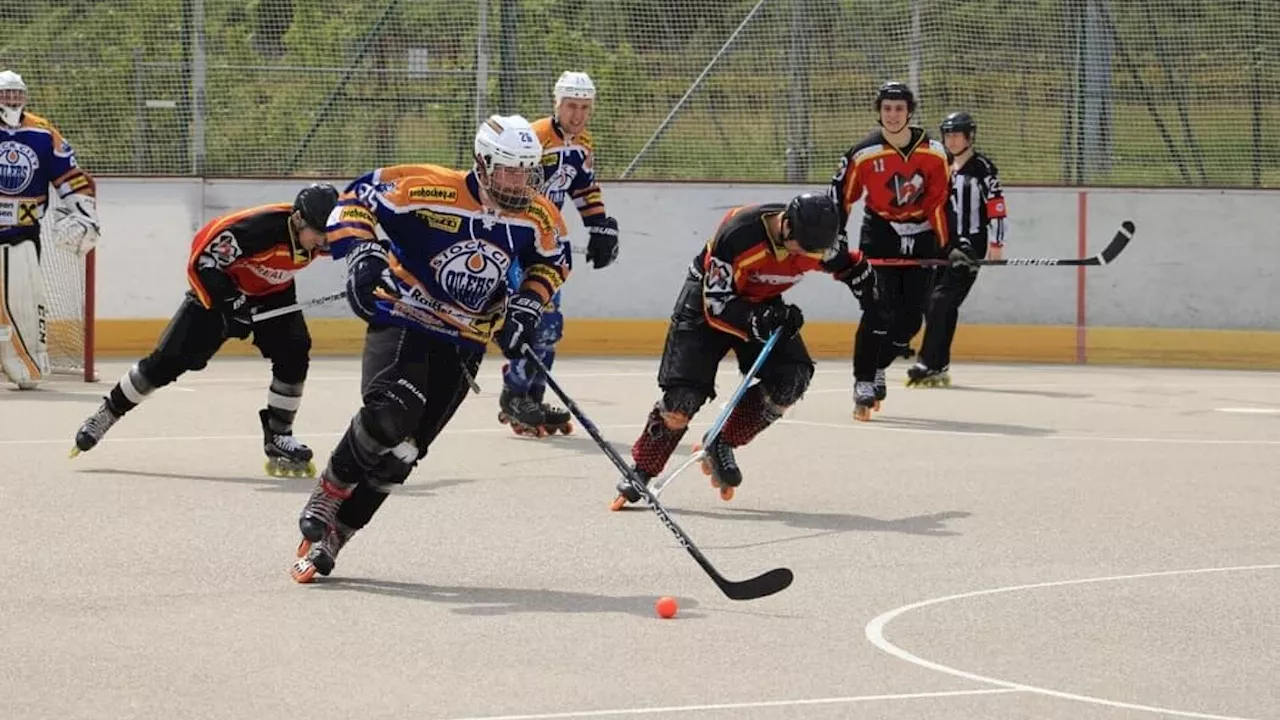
[1,0,1276,186]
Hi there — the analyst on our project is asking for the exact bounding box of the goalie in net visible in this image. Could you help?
[0,69,100,390]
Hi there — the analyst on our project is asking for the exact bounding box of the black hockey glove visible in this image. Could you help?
[496,290,543,360]
[949,241,979,274]
[585,216,619,269]
[837,254,877,301]
[346,243,399,322]
[748,302,804,342]
[220,292,255,339]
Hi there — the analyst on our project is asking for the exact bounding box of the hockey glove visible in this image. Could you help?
[345,242,399,322]
[585,217,619,269]
[496,290,543,360]
[836,253,877,301]
[53,194,101,257]
[220,293,255,339]
[748,302,804,342]
[949,241,979,274]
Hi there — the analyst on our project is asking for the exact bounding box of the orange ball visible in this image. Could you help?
[655,596,678,619]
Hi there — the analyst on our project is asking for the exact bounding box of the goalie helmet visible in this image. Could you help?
[783,192,841,253]
[473,114,543,212]
[0,70,27,127]
[293,183,339,230]
[553,71,596,103]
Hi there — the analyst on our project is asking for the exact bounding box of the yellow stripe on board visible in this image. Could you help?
[89,318,1280,370]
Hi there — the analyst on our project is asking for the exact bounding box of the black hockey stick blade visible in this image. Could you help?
[869,220,1136,268]
[519,345,794,601]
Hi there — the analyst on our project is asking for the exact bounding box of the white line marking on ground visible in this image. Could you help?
[865,564,1280,720]
[440,688,1020,720]
[778,418,1280,446]
[0,422,709,447]
[1215,407,1280,414]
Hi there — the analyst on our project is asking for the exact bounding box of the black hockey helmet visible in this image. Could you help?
[783,192,841,253]
[875,81,916,113]
[293,183,339,231]
[940,111,977,138]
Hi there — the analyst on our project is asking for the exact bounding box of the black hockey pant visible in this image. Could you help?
[328,323,484,531]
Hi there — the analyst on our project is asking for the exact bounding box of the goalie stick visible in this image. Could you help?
[520,344,794,601]
[869,220,1135,268]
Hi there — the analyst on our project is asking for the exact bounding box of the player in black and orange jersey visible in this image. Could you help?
[829,81,951,421]
[609,193,877,510]
[70,184,339,477]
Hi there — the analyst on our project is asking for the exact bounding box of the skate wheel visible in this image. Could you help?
[290,560,317,584]
[609,495,628,512]
[719,486,735,502]
[497,412,509,424]
[296,538,312,559]
[559,422,574,435]
[853,407,873,422]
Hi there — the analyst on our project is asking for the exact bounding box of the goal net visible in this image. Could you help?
[39,195,95,382]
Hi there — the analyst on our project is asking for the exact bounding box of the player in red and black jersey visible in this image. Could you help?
[609,193,877,509]
[71,184,338,476]
[830,81,951,420]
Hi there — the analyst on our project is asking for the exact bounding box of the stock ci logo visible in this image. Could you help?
[429,240,511,313]
[0,141,40,195]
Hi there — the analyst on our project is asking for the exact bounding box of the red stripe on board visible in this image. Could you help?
[1075,192,1087,363]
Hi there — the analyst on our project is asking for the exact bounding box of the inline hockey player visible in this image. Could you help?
[290,114,571,583]
[908,111,1008,387]
[610,193,878,510]
[70,184,338,477]
[829,81,951,420]
[0,70,100,389]
[497,70,620,437]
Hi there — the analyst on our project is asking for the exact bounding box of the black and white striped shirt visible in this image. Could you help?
[947,152,1007,256]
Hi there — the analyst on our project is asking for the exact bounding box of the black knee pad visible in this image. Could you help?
[761,362,814,407]
[271,352,310,386]
[660,386,708,423]
[367,439,418,492]
[363,378,427,443]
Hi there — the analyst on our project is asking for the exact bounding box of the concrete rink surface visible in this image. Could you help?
[1,356,1277,720]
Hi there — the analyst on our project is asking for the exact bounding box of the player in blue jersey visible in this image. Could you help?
[290,114,571,583]
[0,70,100,389]
[496,70,620,437]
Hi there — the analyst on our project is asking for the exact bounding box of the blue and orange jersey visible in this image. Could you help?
[328,164,571,351]
[0,111,95,244]
[531,117,607,225]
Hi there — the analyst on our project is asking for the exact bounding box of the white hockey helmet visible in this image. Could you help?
[0,70,28,127]
[473,114,543,212]
[553,71,596,103]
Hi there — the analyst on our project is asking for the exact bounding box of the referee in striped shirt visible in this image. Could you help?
[906,111,1007,387]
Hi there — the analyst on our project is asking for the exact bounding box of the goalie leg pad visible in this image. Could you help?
[0,240,51,387]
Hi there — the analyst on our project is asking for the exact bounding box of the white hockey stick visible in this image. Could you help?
[250,290,348,323]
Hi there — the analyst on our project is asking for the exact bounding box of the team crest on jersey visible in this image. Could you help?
[429,239,512,313]
[205,231,242,268]
[0,141,40,195]
[887,171,925,208]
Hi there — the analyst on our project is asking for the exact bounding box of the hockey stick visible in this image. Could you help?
[520,344,794,601]
[648,328,782,499]
[250,290,348,323]
[0,325,10,343]
[869,220,1135,268]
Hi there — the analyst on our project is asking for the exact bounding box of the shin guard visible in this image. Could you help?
[720,385,784,448]
[630,404,689,477]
